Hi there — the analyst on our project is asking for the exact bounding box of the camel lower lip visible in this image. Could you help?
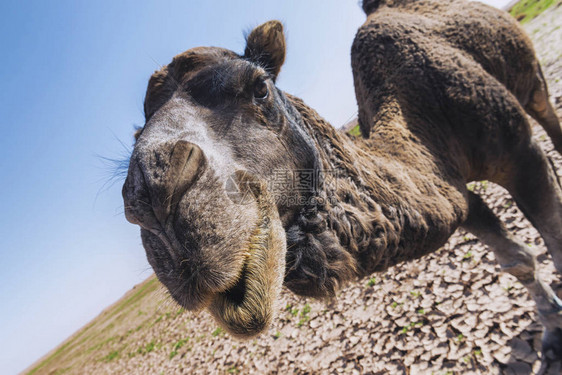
[207,199,285,338]
[208,223,270,337]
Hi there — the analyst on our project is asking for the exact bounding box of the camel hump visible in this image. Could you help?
[361,0,417,14]
[361,0,384,14]
[352,8,535,168]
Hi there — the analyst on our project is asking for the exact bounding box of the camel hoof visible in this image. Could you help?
[536,328,562,375]
[542,328,562,359]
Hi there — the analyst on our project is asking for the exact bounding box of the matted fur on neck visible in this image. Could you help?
[283,94,466,298]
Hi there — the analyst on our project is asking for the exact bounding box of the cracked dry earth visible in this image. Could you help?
[29,4,562,375]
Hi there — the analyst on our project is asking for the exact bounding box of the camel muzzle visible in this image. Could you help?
[122,140,206,228]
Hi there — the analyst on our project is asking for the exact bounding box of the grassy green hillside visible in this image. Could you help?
[509,0,560,23]
[25,276,165,375]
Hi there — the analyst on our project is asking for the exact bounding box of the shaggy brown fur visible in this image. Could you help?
[123,0,562,360]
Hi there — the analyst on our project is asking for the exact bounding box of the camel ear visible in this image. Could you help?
[244,20,286,81]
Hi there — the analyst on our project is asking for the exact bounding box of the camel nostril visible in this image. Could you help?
[151,140,206,223]
[123,141,207,227]
[167,140,206,212]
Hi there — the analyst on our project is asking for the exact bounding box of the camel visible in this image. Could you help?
[122,0,562,361]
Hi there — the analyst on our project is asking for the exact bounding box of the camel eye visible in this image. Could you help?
[253,78,268,100]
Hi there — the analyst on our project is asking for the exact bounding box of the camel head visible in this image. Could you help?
[122,21,322,338]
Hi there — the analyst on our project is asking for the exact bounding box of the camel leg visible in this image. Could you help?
[461,191,562,359]
[501,140,562,359]
[524,67,562,154]
[503,140,562,275]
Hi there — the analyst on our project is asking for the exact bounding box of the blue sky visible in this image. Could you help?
[0,0,511,373]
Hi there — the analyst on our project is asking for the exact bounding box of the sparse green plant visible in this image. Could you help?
[212,327,224,337]
[169,337,189,358]
[286,303,299,316]
[367,277,377,286]
[401,321,423,333]
[297,303,312,327]
[102,350,119,362]
[175,308,185,317]
[410,290,421,298]
[463,251,473,260]
[175,338,189,350]
[145,340,156,353]
[273,331,282,339]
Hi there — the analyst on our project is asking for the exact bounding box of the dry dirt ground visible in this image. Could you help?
[26,3,562,375]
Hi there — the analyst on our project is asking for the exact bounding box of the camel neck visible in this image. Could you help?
[288,93,465,275]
